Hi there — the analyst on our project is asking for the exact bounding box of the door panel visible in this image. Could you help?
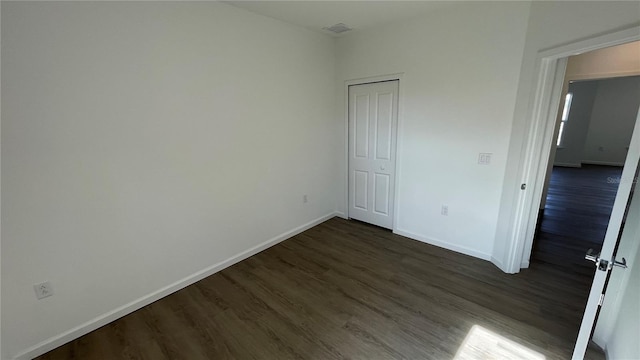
[376,92,394,160]
[374,173,390,215]
[348,80,398,229]
[354,94,369,158]
[354,171,368,210]
[572,106,640,359]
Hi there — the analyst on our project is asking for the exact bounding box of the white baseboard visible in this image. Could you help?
[14,212,339,360]
[393,229,492,261]
[487,256,523,274]
[554,162,582,168]
[491,256,506,272]
[581,160,625,167]
[335,211,348,219]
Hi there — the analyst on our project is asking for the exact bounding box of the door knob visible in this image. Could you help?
[380,166,385,170]
[585,248,599,262]
[585,248,605,270]
[585,248,627,271]
[612,257,627,269]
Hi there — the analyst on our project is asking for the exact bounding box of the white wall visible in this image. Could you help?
[582,76,640,166]
[554,81,599,167]
[336,2,531,260]
[1,2,337,359]
[494,1,640,271]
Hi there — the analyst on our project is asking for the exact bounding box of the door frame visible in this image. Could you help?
[503,26,640,274]
[344,73,404,230]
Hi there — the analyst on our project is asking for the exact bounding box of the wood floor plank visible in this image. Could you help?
[35,217,604,360]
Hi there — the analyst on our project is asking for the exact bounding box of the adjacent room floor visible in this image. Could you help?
[533,165,624,277]
[37,218,604,360]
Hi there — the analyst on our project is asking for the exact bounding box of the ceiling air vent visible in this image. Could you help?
[323,23,352,34]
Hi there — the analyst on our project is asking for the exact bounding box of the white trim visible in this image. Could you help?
[492,256,507,271]
[0,2,3,357]
[553,162,582,168]
[13,212,339,360]
[502,25,640,274]
[537,27,640,60]
[334,211,348,219]
[581,160,625,167]
[394,229,492,261]
[505,56,568,273]
[569,70,640,82]
[343,73,405,232]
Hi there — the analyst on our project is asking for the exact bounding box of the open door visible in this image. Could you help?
[572,106,640,359]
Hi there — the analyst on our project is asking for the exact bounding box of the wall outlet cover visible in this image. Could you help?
[34,281,54,300]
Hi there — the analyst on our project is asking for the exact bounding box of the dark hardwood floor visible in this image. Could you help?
[533,165,623,276]
[37,218,604,360]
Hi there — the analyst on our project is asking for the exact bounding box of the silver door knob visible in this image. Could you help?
[585,248,627,271]
[585,248,599,262]
[613,257,627,269]
[585,248,606,271]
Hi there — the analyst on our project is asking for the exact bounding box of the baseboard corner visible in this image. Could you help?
[490,256,505,271]
[334,211,348,219]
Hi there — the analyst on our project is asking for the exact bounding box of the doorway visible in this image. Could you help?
[532,75,640,276]
[510,35,640,359]
[347,80,399,229]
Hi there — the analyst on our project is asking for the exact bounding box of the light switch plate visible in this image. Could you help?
[478,153,492,165]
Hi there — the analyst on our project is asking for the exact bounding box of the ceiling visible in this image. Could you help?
[223,1,463,36]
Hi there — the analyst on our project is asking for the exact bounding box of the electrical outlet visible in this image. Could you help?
[303,195,308,203]
[441,205,449,216]
[34,281,54,300]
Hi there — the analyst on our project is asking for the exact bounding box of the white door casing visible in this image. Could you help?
[572,106,640,360]
[348,81,398,229]
[499,26,640,275]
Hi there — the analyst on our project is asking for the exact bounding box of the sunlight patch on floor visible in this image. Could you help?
[454,325,546,360]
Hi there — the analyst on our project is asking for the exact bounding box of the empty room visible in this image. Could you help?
[1,1,639,360]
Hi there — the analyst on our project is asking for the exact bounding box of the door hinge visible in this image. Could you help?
[598,293,605,306]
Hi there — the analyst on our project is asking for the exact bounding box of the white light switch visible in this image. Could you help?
[478,153,492,165]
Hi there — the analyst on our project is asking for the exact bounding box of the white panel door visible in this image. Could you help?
[348,80,398,229]
[572,106,640,359]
